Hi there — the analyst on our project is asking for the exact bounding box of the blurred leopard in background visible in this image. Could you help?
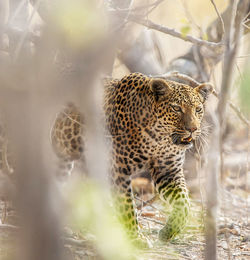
[51,72,213,242]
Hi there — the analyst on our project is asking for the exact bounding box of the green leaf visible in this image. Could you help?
[202,33,208,41]
[180,25,191,38]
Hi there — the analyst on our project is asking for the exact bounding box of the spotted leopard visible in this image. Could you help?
[51,72,213,242]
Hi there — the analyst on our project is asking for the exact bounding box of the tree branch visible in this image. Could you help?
[205,1,249,259]
[212,91,250,127]
[210,0,225,40]
[129,15,223,49]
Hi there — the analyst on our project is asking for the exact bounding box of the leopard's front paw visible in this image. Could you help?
[131,237,149,249]
[159,225,180,242]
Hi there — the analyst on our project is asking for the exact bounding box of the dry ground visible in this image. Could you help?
[0,179,249,260]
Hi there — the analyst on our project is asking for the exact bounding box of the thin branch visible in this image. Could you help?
[4,26,40,44]
[141,216,164,226]
[0,223,19,231]
[152,71,200,87]
[113,0,165,13]
[235,62,243,81]
[180,0,202,35]
[62,237,90,247]
[136,195,159,210]
[194,152,205,222]
[192,45,208,82]
[210,0,225,40]
[129,15,223,49]
[245,129,250,220]
[8,0,27,26]
[242,11,250,23]
[237,54,250,58]
[213,90,250,126]
[134,195,168,217]
[144,0,165,16]
[14,0,42,60]
[242,20,250,29]
[242,10,250,29]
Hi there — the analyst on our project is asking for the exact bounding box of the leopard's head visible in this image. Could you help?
[149,78,213,147]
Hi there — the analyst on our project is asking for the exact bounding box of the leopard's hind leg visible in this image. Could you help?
[51,103,85,179]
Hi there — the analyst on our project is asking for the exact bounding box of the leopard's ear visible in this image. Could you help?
[149,78,172,102]
[195,83,214,103]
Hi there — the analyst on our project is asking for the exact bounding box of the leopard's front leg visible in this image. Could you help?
[150,159,190,241]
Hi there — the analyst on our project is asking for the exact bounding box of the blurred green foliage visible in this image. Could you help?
[69,180,137,260]
[179,18,191,38]
[180,25,191,37]
[52,0,107,49]
[239,67,250,117]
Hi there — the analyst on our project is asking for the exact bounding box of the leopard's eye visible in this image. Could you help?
[196,106,203,113]
[171,105,182,113]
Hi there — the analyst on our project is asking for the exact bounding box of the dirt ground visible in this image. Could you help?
[0,182,248,259]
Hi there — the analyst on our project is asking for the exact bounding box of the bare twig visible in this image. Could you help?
[242,11,250,29]
[194,153,205,222]
[129,15,223,49]
[192,45,208,82]
[223,224,233,260]
[0,223,19,231]
[235,62,244,81]
[152,71,200,87]
[210,0,225,40]
[8,0,26,26]
[143,0,165,16]
[1,200,7,223]
[212,90,250,127]
[246,128,249,224]
[228,101,250,126]
[63,237,90,247]
[4,26,40,44]
[113,0,165,13]
[242,11,250,23]
[135,195,167,217]
[142,216,164,226]
[0,0,9,30]
[14,0,42,60]
[180,0,202,34]
[237,54,250,58]
[136,195,159,210]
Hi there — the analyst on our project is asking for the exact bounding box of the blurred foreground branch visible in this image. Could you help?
[0,1,132,260]
[205,1,249,259]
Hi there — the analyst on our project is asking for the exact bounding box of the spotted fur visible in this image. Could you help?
[51,72,213,242]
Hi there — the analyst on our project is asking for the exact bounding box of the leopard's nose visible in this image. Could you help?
[185,126,197,133]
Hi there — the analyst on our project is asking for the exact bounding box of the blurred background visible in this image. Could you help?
[0,0,249,259]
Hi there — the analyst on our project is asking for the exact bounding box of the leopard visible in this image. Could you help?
[51,72,213,243]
